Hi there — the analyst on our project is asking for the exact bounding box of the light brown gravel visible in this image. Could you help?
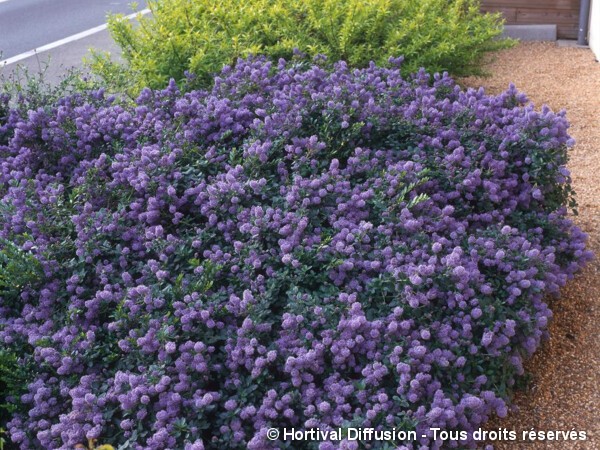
[461,42,600,449]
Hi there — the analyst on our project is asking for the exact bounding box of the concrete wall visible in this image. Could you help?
[590,0,600,59]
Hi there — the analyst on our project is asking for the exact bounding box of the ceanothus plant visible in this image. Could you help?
[0,56,592,449]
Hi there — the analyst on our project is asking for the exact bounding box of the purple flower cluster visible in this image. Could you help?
[0,57,592,449]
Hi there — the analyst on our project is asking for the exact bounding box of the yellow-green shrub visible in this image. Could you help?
[92,0,511,93]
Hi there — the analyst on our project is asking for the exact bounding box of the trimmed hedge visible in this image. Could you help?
[0,58,591,449]
[91,0,511,93]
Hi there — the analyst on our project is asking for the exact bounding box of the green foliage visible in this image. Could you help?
[0,63,103,121]
[0,428,6,450]
[0,240,39,439]
[0,350,32,442]
[0,238,43,308]
[91,0,512,93]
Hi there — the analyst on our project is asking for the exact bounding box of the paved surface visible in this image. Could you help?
[0,0,141,59]
[1,28,122,85]
[0,0,146,84]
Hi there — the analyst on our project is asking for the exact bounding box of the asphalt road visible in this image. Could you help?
[0,0,145,61]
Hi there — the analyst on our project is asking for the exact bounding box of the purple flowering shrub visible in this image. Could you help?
[0,57,592,449]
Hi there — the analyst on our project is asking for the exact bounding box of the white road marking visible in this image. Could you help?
[0,0,12,4]
[0,8,151,66]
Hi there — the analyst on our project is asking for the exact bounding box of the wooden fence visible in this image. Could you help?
[481,0,581,39]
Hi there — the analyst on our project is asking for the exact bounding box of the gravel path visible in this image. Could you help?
[462,42,600,449]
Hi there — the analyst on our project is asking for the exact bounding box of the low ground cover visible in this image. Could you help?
[0,57,591,449]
